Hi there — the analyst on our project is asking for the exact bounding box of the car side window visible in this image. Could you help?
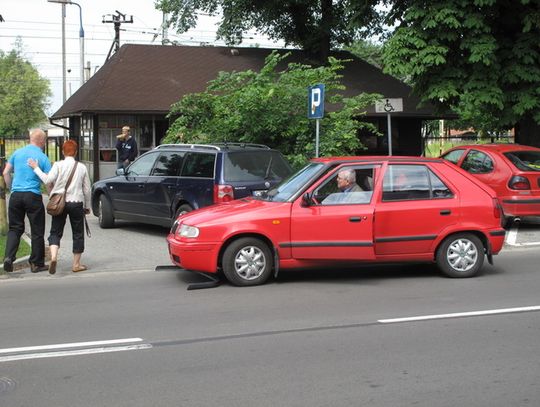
[126,152,158,176]
[315,166,377,205]
[382,165,440,201]
[181,152,216,178]
[152,152,184,176]
[461,150,494,174]
[442,149,465,164]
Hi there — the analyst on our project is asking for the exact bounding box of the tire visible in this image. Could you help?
[175,204,193,218]
[98,195,115,229]
[436,233,484,278]
[222,237,273,286]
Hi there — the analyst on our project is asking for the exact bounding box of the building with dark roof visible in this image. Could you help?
[51,44,447,181]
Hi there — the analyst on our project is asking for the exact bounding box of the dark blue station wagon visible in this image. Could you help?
[91,143,293,228]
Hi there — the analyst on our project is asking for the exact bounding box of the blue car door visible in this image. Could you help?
[144,151,185,222]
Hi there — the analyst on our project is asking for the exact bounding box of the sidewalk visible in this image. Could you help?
[1,198,172,279]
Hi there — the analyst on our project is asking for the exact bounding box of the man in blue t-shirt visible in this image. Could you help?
[3,128,52,273]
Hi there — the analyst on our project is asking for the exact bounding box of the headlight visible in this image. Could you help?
[177,224,199,238]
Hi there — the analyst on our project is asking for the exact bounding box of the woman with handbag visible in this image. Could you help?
[28,140,92,275]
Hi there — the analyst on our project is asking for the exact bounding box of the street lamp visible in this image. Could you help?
[48,0,85,88]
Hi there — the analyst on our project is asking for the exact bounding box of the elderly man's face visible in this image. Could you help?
[336,172,350,191]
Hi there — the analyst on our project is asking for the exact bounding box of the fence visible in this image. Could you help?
[0,135,66,165]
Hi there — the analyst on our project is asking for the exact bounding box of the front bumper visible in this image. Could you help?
[167,234,220,273]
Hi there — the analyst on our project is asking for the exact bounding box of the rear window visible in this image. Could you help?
[223,151,292,182]
[504,151,540,172]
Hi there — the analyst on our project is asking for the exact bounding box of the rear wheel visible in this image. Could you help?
[175,204,193,218]
[222,237,273,286]
[436,233,484,278]
[98,195,115,229]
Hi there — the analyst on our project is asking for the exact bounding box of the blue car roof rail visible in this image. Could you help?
[155,143,221,151]
[155,143,271,151]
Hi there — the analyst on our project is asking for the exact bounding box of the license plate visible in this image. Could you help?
[252,190,267,197]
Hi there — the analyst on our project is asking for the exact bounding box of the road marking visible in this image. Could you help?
[505,222,540,246]
[0,338,152,363]
[0,338,144,354]
[378,305,540,324]
[505,225,519,245]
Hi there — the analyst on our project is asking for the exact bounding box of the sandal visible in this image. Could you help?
[72,265,88,273]
[49,260,57,275]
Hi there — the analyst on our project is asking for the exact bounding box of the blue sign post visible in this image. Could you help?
[308,84,325,157]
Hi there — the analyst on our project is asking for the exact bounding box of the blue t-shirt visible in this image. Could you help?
[8,145,52,195]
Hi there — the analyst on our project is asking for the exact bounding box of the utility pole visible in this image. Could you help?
[103,10,133,61]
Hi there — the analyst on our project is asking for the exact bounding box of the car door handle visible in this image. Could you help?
[440,210,451,215]
[349,217,362,222]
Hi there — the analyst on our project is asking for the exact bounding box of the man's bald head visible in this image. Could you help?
[29,128,47,147]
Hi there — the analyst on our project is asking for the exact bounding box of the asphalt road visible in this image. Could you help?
[1,225,540,406]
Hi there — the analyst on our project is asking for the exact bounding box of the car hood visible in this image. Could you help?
[177,198,286,226]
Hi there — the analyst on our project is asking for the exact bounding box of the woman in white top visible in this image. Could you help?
[28,140,91,274]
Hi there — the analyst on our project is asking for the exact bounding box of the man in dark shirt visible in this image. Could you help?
[115,126,138,169]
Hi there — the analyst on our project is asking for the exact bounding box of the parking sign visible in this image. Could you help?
[308,84,325,119]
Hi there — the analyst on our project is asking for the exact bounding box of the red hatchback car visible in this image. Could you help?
[167,156,507,286]
[441,144,540,220]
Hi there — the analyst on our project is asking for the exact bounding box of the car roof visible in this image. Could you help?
[447,143,540,153]
[311,156,444,165]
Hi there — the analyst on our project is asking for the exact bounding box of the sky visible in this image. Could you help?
[0,0,281,115]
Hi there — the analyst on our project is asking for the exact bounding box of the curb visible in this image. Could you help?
[0,232,32,277]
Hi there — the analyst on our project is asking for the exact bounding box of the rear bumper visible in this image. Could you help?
[501,198,540,217]
[166,234,220,273]
[488,229,506,254]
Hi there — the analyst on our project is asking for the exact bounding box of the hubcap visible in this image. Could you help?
[446,238,478,272]
[234,246,266,281]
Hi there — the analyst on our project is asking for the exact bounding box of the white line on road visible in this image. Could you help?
[505,225,519,245]
[0,344,152,363]
[0,338,144,355]
[378,305,540,324]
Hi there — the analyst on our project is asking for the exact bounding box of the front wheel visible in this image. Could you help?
[222,237,273,286]
[436,233,484,278]
[98,195,115,229]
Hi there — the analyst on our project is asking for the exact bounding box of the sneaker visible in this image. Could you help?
[3,259,13,272]
[30,263,49,273]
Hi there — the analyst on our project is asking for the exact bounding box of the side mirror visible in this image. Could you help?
[116,168,126,176]
[301,193,312,207]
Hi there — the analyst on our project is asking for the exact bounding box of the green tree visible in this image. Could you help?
[0,39,51,136]
[163,51,380,168]
[383,0,540,144]
[155,0,382,61]
[346,39,385,70]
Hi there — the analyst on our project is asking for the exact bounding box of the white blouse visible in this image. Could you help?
[33,156,91,209]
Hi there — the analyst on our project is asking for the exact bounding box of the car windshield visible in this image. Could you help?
[258,162,325,202]
[504,151,540,172]
[223,151,292,182]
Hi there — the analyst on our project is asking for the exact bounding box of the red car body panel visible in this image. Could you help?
[441,144,540,217]
[167,157,506,275]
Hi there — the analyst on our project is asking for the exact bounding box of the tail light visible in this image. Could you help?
[508,175,530,190]
[214,184,234,203]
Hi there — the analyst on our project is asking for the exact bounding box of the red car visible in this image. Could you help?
[167,156,506,286]
[441,144,540,219]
